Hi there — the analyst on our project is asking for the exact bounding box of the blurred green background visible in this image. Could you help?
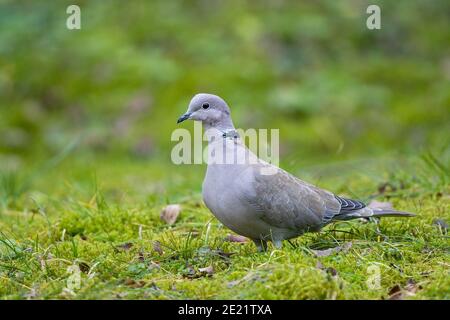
[0,0,449,203]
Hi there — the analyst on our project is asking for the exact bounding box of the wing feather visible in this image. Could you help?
[238,164,341,232]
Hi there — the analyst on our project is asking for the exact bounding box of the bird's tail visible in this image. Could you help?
[370,209,416,218]
[332,208,415,221]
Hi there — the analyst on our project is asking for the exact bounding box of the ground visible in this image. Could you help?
[0,152,448,300]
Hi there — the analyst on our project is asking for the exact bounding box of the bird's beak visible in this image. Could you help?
[177,112,191,123]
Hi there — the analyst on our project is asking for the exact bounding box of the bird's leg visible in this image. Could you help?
[253,239,268,252]
[272,240,283,249]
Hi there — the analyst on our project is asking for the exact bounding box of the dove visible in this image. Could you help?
[177,93,415,251]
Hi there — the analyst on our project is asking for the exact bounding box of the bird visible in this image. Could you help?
[177,93,415,251]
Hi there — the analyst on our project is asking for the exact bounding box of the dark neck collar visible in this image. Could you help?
[221,129,240,139]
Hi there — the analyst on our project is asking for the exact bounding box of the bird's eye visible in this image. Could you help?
[202,103,210,109]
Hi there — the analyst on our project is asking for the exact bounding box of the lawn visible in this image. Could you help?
[0,151,448,299]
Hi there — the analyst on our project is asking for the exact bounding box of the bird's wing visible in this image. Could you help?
[238,164,341,231]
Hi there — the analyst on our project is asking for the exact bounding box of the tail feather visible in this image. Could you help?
[370,209,416,218]
[332,208,416,221]
[331,196,416,222]
[325,195,415,223]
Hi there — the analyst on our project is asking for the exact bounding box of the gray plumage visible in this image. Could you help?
[177,93,415,251]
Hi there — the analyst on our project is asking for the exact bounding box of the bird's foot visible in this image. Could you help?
[253,239,268,252]
[253,239,283,251]
[272,240,283,249]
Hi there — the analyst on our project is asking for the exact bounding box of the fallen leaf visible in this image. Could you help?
[198,265,214,276]
[312,248,335,257]
[388,284,402,300]
[432,218,448,234]
[160,204,181,225]
[124,278,146,288]
[117,242,133,251]
[153,241,164,255]
[388,279,421,300]
[225,234,249,243]
[148,261,161,271]
[368,200,393,210]
[311,242,352,257]
[78,262,90,273]
[315,261,338,277]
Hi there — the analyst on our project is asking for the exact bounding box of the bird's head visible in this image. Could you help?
[177,93,233,130]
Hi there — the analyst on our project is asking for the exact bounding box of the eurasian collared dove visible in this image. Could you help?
[177,93,415,251]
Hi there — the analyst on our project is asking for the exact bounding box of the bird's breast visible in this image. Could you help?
[202,163,263,236]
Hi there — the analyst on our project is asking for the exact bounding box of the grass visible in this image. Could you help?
[0,151,448,300]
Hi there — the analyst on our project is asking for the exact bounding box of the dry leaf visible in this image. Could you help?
[225,234,249,243]
[388,284,403,300]
[117,242,133,251]
[312,248,335,257]
[388,279,421,300]
[153,241,164,255]
[199,265,214,276]
[311,242,352,257]
[148,261,161,271]
[124,278,146,288]
[78,262,90,273]
[160,204,181,225]
[315,261,338,276]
